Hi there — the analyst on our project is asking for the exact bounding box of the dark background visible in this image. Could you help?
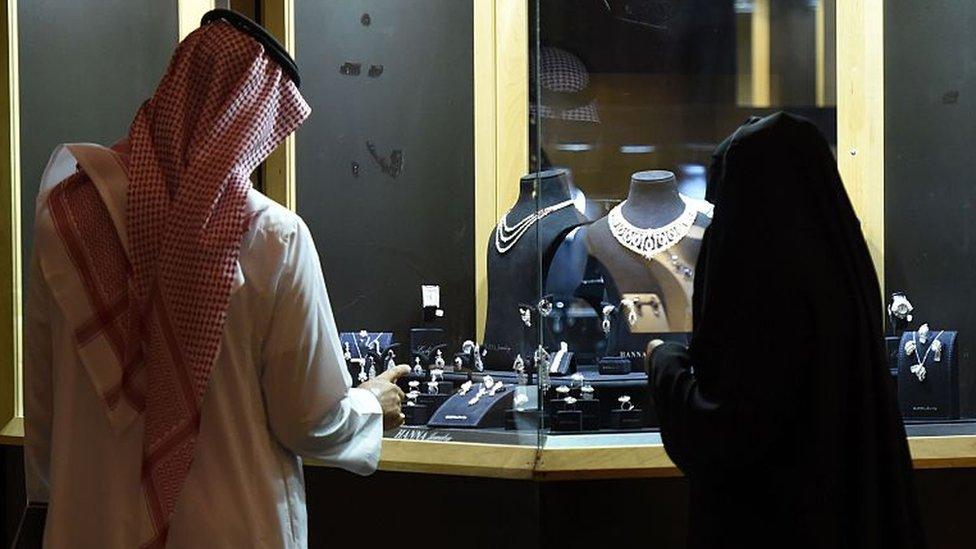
[294,0,476,348]
[884,0,976,416]
[17,0,174,279]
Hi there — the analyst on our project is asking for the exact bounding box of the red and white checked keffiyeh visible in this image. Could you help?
[41,21,310,547]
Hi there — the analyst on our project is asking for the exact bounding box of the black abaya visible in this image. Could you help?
[649,113,924,548]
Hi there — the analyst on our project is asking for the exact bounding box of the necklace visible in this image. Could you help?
[351,331,379,360]
[608,197,696,261]
[494,199,575,254]
[909,329,945,382]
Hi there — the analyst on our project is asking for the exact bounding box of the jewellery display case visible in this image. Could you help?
[285,0,976,476]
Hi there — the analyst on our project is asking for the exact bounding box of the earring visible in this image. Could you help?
[910,362,927,382]
[904,340,917,355]
[601,305,615,335]
[620,299,638,327]
[918,323,930,344]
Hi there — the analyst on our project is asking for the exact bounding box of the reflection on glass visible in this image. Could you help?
[532,0,836,433]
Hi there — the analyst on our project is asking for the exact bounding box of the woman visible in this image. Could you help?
[647,113,924,548]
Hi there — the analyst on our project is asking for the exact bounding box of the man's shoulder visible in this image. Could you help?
[245,189,307,242]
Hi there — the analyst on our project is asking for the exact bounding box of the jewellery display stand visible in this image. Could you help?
[341,331,396,386]
[576,170,709,335]
[610,407,646,430]
[426,383,517,428]
[549,398,601,432]
[403,403,431,425]
[340,331,394,358]
[544,372,654,430]
[898,330,960,420]
[410,328,446,365]
[482,169,590,370]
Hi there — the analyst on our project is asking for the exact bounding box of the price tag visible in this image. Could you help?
[422,285,441,309]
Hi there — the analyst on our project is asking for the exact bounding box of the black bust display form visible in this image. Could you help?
[580,170,708,334]
[483,169,589,370]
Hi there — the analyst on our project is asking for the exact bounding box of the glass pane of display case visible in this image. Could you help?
[884,2,976,430]
[532,0,839,439]
[294,1,544,449]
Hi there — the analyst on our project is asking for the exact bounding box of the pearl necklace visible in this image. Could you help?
[608,197,696,261]
[494,199,575,254]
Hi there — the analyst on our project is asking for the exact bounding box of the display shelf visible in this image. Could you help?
[4,421,976,479]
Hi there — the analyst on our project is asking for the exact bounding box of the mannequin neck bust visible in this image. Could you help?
[619,170,685,229]
[508,169,575,219]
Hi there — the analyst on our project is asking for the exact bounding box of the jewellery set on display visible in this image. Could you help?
[888,292,914,330]
[434,350,446,368]
[569,372,585,388]
[461,340,486,372]
[905,323,945,382]
[413,357,424,375]
[581,385,595,400]
[618,395,634,411]
[461,376,507,406]
[494,199,576,254]
[406,381,422,408]
[608,197,696,262]
[619,295,662,327]
[513,354,528,385]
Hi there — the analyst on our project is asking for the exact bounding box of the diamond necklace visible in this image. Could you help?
[495,199,576,254]
[608,197,696,261]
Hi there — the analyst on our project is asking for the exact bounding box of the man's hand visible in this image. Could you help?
[359,365,411,431]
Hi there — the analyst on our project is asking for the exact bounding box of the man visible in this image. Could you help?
[24,16,407,548]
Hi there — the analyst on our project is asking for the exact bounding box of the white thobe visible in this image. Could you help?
[24,145,383,548]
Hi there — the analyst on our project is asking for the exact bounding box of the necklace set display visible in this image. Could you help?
[496,195,696,276]
[904,323,944,382]
[494,199,576,254]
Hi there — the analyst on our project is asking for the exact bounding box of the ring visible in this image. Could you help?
[618,395,634,411]
[555,385,570,397]
[581,385,595,400]
[563,396,577,409]
[570,373,585,389]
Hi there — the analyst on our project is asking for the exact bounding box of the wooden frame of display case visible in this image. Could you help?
[0,0,20,441]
